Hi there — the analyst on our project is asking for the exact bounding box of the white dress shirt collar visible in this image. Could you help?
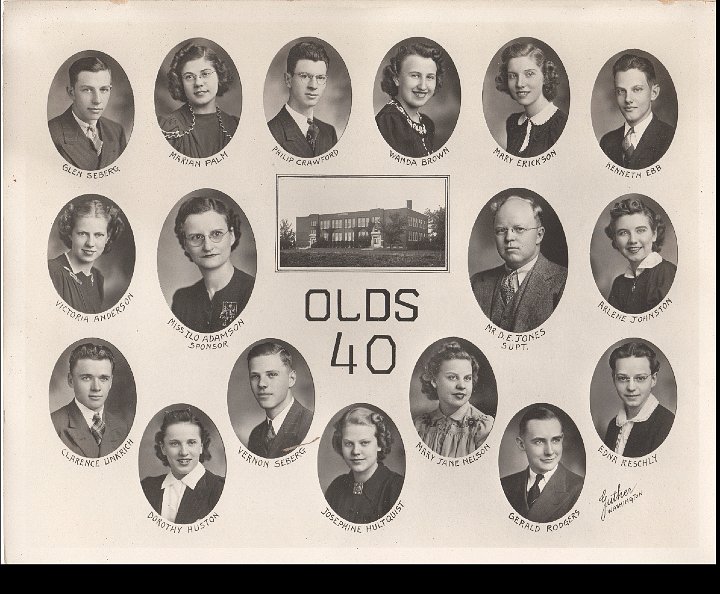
[613,394,660,456]
[623,251,663,278]
[527,463,558,494]
[506,253,540,287]
[285,103,312,136]
[74,398,104,428]
[518,102,558,127]
[624,111,654,145]
[160,462,207,523]
[72,110,96,135]
[162,461,207,491]
[268,397,295,433]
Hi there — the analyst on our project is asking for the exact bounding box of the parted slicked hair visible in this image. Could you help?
[495,42,560,101]
[380,42,445,98]
[609,341,660,375]
[174,195,242,261]
[154,408,212,466]
[57,195,125,253]
[69,342,115,374]
[167,43,234,102]
[420,341,479,400]
[490,193,544,227]
[332,406,393,461]
[518,405,562,436]
[69,56,111,87]
[247,341,293,369]
[286,41,330,74]
[613,53,657,86]
[604,196,666,253]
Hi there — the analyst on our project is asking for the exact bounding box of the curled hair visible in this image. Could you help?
[167,43,233,103]
[154,408,212,466]
[332,406,393,461]
[69,56,110,87]
[174,195,242,261]
[380,42,445,98]
[420,341,479,400]
[613,53,657,86]
[247,342,293,369]
[286,41,330,74]
[604,196,665,252]
[69,342,115,374]
[519,405,562,436]
[609,341,660,375]
[490,193,544,227]
[495,42,560,101]
[57,195,125,253]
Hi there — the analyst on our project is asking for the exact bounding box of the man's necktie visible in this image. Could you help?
[501,270,517,305]
[622,126,635,165]
[527,473,544,508]
[264,419,276,454]
[87,126,103,156]
[306,118,319,151]
[90,412,105,446]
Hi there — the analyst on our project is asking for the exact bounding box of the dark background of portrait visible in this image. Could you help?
[468,188,568,278]
[373,37,461,155]
[264,36,351,139]
[498,403,586,479]
[138,403,227,481]
[48,337,136,433]
[157,188,257,309]
[482,37,570,151]
[47,50,135,140]
[47,194,136,312]
[409,336,498,423]
[591,48,678,142]
[590,338,677,442]
[317,403,406,494]
[155,37,242,123]
[590,193,678,301]
[227,338,315,448]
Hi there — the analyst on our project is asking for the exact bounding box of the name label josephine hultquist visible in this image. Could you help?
[508,508,580,533]
[415,440,491,467]
[492,147,557,168]
[597,298,672,324]
[60,438,134,468]
[146,511,220,534]
[166,317,244,350]
[304,288,419,374]
[237,443,307,469]
[483,323,546,351]
[55,293,134,323]
[168,150,229,167]
[321,501,405,533]
[62,163,121,180]
[605,161,662,179]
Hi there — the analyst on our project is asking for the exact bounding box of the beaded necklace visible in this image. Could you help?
[388,98,430,156]
[162,105,233,141]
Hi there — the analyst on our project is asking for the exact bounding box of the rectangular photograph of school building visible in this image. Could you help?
[277,175,448,271]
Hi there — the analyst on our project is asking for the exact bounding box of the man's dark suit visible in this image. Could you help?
[141,470,225,525]
[501,463,584,523]
[600,116,675,170]
[248,399,313,459]
[51,400,130,458]
[267,106,337,157]
[48,106,127,170]
[470,253,567,333]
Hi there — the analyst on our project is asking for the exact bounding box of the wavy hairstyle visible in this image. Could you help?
[490,193,544,228]
[380,42,445,98]
[167,43,234,103]
[495,42,561,101]
[57,195,125,252]
[286,41,330,74]
[518,405,562,437]
[609,341,660,375]
[613,53,657,86]
[420,341,479,400]
[154,408,212,466]
[174,195,242,261]
[604,196,666,253]
[68,342,115,374]
[332,406,393,461]
[68,56,111,87]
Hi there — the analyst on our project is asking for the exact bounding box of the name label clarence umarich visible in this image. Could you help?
[166,317,244,350]
[146,511,220,533]
[60,438,134,468]
[484,323,546,351]
[597,298,672,324]
[321,500,405,533]
[415,440,491,467]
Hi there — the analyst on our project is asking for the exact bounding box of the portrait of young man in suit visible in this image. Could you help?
[501,406,584,523]
[246,342,314,459]
[470,193,567,333]
[599,53,675,170]
[267,41,338,157]
[51,342,130,458]
[48,56,128,171]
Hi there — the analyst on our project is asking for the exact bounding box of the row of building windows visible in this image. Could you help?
[409,231,426,241]
[322,230,372,242]
[313,216,382,230]
[409,216,426,230]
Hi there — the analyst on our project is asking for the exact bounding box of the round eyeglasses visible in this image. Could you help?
[493,226,541,236]
[182,69,216,83]
[294,72,328,85]
[185,229,230,247]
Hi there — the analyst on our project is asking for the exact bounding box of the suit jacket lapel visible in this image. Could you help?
[269,400,302,457]
[60,107,99,170]
[631,117,660,167]
[531,464,569,519]
[99,412,126,457]
[65,401,98,458]
[278,107,313,158]
[509,254,550,327]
